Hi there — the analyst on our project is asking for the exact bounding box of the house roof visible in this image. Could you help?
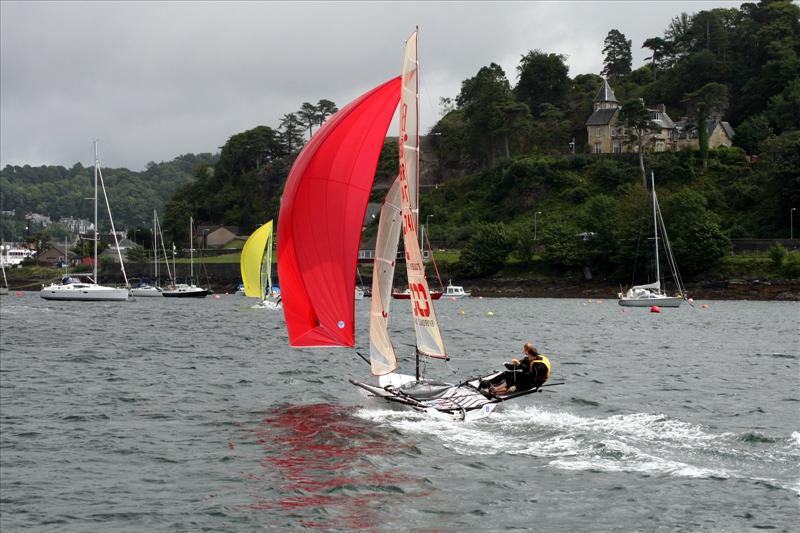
[39,243,77,258]
[651,111,675,130]
[196,225,240,235]
[586,108,617,126]
[717,121,735,138]
[594,79,617,102]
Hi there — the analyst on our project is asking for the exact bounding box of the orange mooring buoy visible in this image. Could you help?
[650,305,661,313]
[701,303,709,309]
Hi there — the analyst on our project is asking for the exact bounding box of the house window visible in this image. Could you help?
[612,142,622,153]
[594,143,602,154]
[595,128,601,138]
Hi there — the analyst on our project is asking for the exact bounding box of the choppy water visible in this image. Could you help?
[1,293,798,531]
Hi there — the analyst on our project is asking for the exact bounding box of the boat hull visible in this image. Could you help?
[162,288,209,298]
[130,287,162,297]
[392,291,443,300]
[618,297,683,308]
[40,285,129,301]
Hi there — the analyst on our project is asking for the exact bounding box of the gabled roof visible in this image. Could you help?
[594,79,617,103]
[586,108,617,126]
[196,225,240,235]
[716,121,735,138]
[651,112,675,130]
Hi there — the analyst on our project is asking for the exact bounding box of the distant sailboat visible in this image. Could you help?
[240,220,280,309]
[130,210,164,297]
[40,140,129,301]
[162,217,209,298]
[618,171,686,308]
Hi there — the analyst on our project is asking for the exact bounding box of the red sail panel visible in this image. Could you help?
[278,77,401,347]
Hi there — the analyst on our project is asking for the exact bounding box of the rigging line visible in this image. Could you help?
[655,200,686,296]
[97,167,129,287]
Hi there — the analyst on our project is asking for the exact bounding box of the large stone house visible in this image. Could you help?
[585,79,733,154]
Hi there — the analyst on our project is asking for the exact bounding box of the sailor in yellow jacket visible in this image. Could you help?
[486,342,552,395]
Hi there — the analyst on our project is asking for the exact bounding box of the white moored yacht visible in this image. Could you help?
[40,141,130,302]
[618,171,685,308]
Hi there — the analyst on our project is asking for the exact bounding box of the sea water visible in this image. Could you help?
[1,294,798,531]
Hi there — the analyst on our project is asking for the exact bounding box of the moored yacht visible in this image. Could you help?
[41,274,129,301]
[40,140,130,302]
[444,282,470,298]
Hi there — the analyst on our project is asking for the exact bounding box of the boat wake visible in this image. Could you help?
[354,405,800,492]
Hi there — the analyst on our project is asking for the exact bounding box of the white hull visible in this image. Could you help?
[0,287,8,296]
[618,296,683,308]
[130,286,162,297]
[40,284,129,301]
[444,292,470,299]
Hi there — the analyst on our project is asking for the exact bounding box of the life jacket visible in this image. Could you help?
[526,354,552,381]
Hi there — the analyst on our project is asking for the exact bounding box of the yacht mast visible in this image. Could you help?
[93,140,99,282]
[153,209,158,285]
[189,216,194,283]
[651,171,660,290]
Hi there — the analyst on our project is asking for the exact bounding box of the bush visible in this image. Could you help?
[767,242,786,267]
[782,250,800,278]
[455,223,513,278]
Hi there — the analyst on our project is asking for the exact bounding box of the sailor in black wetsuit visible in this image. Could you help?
[486,343,552,396]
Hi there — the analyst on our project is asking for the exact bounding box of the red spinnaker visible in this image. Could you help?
[278,77,401,347]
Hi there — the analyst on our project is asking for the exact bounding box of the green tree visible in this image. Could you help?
[456,223,513,277]
[683,82,729,169]
[298,102,319,139]
[642,37,668,80]
[733,113,772,155]
[619,99,657,185]
[316,99,338,125]
[457,63,532,166]
[602,29,633,81]
[278,113,306,154]
[661,189,730,275]
[539,217,585,268]
[514,50,570,117]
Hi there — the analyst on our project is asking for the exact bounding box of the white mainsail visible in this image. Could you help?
[399,29,447,359]
[369,178,403,375]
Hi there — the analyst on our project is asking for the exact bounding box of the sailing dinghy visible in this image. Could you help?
[277,30,550,421]
[241,220,281,309]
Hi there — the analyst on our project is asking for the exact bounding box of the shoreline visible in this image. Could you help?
[463,278,800,301]
[5,269,798,301]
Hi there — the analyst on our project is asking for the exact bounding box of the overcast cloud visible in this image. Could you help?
[1,1,742,170]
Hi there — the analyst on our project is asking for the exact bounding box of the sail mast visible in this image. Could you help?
[415,25,421,247]
[153,209,158,285]
[189,217,194,283]
[651,171,660,291]
[93,140,98,282]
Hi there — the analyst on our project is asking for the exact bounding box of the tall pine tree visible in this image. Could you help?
[602,29,633,81]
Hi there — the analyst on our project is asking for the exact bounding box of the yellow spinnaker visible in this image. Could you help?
[240,220,273,299]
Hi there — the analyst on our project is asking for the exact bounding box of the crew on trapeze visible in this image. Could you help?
[481,342,551,396]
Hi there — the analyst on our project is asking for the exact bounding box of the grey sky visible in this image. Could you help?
[1,1,741,170]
